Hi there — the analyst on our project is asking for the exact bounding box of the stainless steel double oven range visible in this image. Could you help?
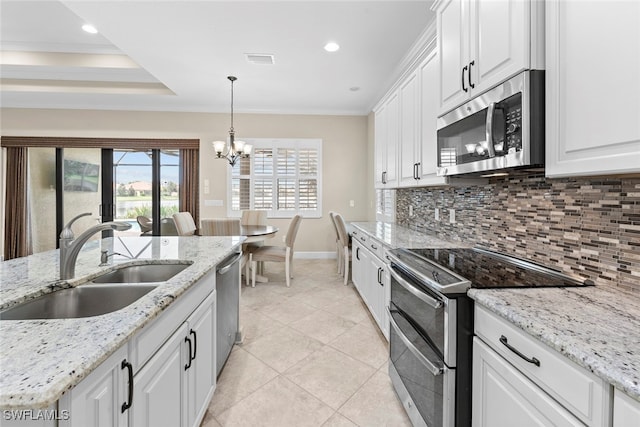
[386,246,593,427]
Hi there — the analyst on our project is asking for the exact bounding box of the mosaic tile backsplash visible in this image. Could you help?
[396,173,640,292]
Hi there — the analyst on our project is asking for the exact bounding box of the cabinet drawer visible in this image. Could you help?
[353,232,369,246]
[367,237,386,261]
[130,269,215,373]
[475,305,609,426]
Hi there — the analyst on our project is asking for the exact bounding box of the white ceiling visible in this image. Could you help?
[0,0,435,115]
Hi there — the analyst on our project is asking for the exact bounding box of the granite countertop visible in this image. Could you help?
[0,235,244,410]
[469,285,640,402]
[352,221,640,402]
[349,221,470,249]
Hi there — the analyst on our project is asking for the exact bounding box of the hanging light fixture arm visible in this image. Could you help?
[212,75,252,167]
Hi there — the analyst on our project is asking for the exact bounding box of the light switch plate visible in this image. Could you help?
[204,199,223,207]
[449,209,456,224]
[435,207,440,221]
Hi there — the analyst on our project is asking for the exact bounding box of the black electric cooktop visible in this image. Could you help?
[388,246,594,295]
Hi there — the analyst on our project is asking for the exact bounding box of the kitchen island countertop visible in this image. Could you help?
[0,235,243,410]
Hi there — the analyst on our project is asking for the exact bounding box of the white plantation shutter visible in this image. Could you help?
[228,139,322,218]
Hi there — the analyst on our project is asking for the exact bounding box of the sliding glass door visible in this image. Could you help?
[112,149,180,236]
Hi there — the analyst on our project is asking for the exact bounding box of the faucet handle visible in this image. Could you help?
[60,212,92,239]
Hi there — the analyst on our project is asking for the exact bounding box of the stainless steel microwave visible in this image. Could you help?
[436,70,544,177]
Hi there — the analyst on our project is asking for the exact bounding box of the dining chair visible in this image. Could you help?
[333,213,351,286]
[200,218,241,236]
[329,212,342,275]
[248,215,302,287]
[241,210,267,226]
[200,218,250,286]
[160,217,178,236]
[137,215,153,234]
[173,212,197,236]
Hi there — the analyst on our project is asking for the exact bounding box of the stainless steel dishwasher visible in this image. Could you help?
[216,251,242,376]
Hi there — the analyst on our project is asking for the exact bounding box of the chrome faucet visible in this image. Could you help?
[59,212,132,279]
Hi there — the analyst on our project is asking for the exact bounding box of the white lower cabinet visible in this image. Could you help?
[185,291,216,427]
[132,290,216,427]
[472,337,583,427]
[473,305,610,427]
[59,345,129,427]
[131,322,188,427]
[351,237,389,340]
[613,389,640,427]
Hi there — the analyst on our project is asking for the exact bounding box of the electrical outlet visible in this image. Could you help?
[435,207,440,221]
[449,209,456,224]
[409,205,414,217]
[349,200,355,208]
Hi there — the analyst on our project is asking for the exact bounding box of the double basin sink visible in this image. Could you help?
[0,263,191,320]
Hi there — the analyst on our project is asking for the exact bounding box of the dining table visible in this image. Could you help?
[240,224,279,243]
[240,224,279,283]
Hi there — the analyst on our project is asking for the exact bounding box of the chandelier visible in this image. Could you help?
[212,76,251,166]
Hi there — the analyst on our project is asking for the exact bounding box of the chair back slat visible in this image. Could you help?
[200,218,241,236]
[285,215,303,250]
[173,212,197,236]
[241,210,267,226]
[333,213,349,247]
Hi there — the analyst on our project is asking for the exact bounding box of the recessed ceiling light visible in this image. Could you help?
[82,24,98,34]
[324,42,340,52]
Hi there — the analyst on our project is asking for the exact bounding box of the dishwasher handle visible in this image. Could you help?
[217,253,243,275]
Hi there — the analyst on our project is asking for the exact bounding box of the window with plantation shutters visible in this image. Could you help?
[228,138,322,218]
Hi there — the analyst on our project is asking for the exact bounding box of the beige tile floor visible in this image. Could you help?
[200,259,412,427]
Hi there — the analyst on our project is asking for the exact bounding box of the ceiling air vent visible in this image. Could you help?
[245,53,275,65]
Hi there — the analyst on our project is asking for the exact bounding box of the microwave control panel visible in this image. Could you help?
[505,108,522,152]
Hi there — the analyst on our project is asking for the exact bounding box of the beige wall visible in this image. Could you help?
[1,108,373,255]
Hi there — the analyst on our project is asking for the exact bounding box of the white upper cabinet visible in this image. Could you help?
[398,70,420,187]
[545,0,640,177]
[435,0,544,115]
[399,49,448,187]
[374,92,399,189]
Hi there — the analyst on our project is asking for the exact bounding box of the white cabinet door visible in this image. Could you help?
[472,337,583,427]
[437,0,469,113]
[59,345,128,427]
[351,239,367,293]
[186,291,216,427]
[384,92,399,187]
[374,104,387,188]
[374,92,399,188]
[131,323,189,427]
[545,0,640,177]
[399,70,420,187]
[613,389,640,427]
[436,0,540,115]
[418,50,447,186]
[371,254,389,340]
[470,0,528,95]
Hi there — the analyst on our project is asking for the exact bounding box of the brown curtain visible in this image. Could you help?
[180,149,199,230]
[4,147,30,260]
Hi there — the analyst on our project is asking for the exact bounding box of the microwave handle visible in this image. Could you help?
[485,102,497,158]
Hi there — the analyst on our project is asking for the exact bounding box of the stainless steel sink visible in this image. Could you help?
[91,262,191,284]
[0,284,157,320]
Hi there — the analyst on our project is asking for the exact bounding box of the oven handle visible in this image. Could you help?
[387,307,444,376]
[390,268,444,309]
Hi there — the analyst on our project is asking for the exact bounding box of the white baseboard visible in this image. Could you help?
[294,251,336,259]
